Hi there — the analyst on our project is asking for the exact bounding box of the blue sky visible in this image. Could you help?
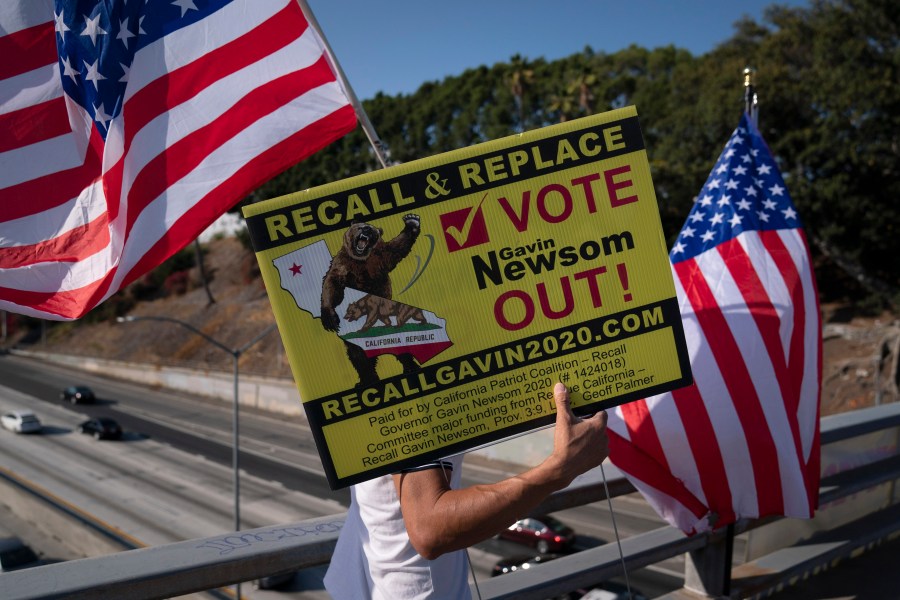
[306,1,810,101]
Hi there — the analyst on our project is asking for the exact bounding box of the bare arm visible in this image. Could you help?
[393,382,608,560]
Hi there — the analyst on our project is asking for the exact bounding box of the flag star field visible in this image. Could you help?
[672,122,801,263]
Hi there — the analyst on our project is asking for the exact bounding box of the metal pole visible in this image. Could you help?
[116,316,276,599]
[743,67,759,126]
[1,310,7,343]
[233,351,241,600]
[232,351,240,531]
[294,0,391,168]
[684,523,734,596]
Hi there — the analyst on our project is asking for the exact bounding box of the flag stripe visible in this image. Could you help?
[118,104,356,290]
[777,229,822,511]
[122,0,288,100]
[608,115,820,534]
[0,182,112,294]
[608,429,709,525]
[0,97,70,153]
[620,400,670,470]
[717,237,814,516]
[0,63,62,120]
[0,22,55,80]
[617,390,713,510]
[643,391,707,506]
[0,0,356,320]
[682,307,761,517]
[112,80,355,291]
[110,23,325,227]
[124,56,337,234]
[671,383,736,525]
[1,82,354,297]
[674,256,785,517]
[0,127,93,193]
[0,124,101,227]
[784,229,822,460]
[759,230,805,407]
[0,1,52,35]
[122,1,300,144]
[0,262,113,318]
[725,239,789,378]
[0,218,109,270]
[756,230,812,495]
[725,236,809,497]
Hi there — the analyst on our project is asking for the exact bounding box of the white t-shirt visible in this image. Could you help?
[324,455,471,600]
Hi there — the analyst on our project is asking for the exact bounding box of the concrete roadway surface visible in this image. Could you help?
[0,353,682,598]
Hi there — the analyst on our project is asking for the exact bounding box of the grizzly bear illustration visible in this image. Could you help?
[344,294,428,332]
[321,214,421,386]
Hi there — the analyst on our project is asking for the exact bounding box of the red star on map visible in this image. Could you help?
[289,263,303,276]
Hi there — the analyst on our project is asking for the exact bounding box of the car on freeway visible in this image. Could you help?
[61,385,96,404]
[491,553,563,577]
[0,537,42,572]
[255,570,296,590]
[1,410,42,434]
[497,514,576,554]
[77,417,122,440]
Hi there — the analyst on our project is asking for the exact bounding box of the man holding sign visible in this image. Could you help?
[244,107,688,489]
[244,107,686,596]
[324,382,609,599]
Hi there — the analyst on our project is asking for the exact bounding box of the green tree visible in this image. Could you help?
[240,0,898,307]
[754,0,900,302]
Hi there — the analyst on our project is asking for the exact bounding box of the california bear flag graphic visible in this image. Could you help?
[274,242,452,364]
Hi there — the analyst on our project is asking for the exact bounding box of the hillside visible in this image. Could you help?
[9,235,900,416]
[28,236,291,379]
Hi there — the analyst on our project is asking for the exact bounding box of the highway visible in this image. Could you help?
[0,353,681,597]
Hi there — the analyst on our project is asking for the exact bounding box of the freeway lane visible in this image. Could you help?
[0,354,665,531]
[0,383,342,599]
[0,352,683,596]
[0,353,350,506]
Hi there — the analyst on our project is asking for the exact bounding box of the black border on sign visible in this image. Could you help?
[310,297,692,489]
[244,116,644,252]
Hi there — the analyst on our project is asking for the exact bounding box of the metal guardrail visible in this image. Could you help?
[2,402,899,600]
[1,516,344,600]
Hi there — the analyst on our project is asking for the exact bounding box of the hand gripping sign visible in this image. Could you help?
[243,106,691,489]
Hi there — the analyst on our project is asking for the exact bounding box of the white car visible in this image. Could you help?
[1,410,42,434]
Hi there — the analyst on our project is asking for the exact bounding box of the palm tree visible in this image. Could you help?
[549,72,597,123]
[548,91,576,123]
[506,54,534,133]
[572,72,597,114]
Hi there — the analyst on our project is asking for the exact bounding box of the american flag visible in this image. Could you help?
[0,0,356,320]
[608,114,822,534]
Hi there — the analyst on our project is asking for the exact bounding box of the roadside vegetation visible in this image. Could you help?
[3,0,897,412]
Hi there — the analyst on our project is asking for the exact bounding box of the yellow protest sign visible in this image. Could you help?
[243,106,691,489]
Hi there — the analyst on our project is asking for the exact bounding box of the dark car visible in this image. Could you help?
[491,553,563,577]
[78,417,122,440]
[255,570,296,590]
[498,515,576,554]
[0,537,42,572]
[61,385,96,404]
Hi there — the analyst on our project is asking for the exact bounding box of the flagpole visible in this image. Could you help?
[743,67,759,126]
[687,69,764,598]
[731,67,761,590]
[295,0,391,169]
